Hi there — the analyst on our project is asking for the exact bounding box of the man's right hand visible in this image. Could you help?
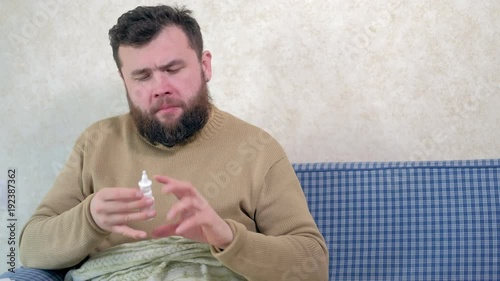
[90,187,156,239]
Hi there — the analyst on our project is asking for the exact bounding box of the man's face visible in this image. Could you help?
[119,26,213,146]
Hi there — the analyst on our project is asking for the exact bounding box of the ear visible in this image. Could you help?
[200,50,212,82]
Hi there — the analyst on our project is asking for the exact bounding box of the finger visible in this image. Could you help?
[105,209,156,225]
[112,225,148,239]
[167,197,202,221]
[152,224,179,238]
[154,175,193,186]
[154,176,194,193]
[154,175,173,184]
[174,215,201,236]
[162,183,200,201]
[106,197,155,214]
[99,187,143,201]
[92,196,154,215]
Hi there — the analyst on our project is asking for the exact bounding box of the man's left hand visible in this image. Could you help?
[152,175,234,250]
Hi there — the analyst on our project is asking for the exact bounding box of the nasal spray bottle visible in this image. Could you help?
[138,170,154,218]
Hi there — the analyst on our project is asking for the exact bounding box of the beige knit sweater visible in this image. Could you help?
[19,106,328,281]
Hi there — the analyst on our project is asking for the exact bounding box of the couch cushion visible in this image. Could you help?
[0,266,67,281]
[294,159,500,281]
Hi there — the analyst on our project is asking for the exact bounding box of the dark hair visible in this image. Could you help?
[108,5,203,69]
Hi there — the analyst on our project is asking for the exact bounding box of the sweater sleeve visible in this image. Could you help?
[211,157,329,281]
[19,133,110,269]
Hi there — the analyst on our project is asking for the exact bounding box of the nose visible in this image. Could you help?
[152,73,173,98]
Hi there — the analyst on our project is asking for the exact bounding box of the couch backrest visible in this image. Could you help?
[293,159,500,281]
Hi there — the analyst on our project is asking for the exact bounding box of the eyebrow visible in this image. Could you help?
[130,59,186,77]
[131,68,150,77]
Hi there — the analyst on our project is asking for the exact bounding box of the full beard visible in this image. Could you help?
[127,78,212,147]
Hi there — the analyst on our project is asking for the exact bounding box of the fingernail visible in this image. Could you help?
[148,210,156,217]
[145,198,153,204]
[136,191,143,198]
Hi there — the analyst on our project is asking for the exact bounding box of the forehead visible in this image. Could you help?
[118,26,195,72]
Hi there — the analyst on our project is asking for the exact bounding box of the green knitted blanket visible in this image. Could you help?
[64,236,246,281]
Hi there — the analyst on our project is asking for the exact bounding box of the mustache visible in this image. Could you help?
[150,97,186,114]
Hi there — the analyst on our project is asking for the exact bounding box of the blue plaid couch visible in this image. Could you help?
[293,159,500,281]
[3,159,499,281]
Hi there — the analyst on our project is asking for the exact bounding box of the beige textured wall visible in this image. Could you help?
[1,0,499,271]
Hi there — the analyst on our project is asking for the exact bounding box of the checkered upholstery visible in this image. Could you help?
[3,160,498,280]
[0,267,67,281]
[293,159,500,281]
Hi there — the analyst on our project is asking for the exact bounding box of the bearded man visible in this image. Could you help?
[5,5,328,281]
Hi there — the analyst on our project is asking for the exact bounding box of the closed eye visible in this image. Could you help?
[135,74,151,81]
[159,60,186,74]
[166,67,182,74]
[131,68,152,82]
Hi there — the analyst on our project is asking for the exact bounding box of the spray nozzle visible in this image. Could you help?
[138,170,155,217]
[138,170,152,192]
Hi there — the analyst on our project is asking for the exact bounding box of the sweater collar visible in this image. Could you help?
[132,104,225,151]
